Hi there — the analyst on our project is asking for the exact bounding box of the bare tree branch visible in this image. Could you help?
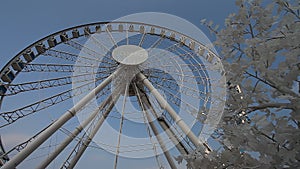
[248,102,295,112]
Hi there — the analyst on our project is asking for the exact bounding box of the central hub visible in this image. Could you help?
[112,45,148,65]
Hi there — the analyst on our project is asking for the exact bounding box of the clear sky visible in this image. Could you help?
[0,0,238,168]
[0,0,237,68]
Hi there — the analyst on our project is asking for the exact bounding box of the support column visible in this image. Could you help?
[66,93,117,169]
[1,69,120,169]
[138,87,188,156]
[37,91,118,169]
[135,87,177,169]
[137,73,207,153]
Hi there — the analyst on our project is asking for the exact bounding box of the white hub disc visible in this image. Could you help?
[112,45,148,65]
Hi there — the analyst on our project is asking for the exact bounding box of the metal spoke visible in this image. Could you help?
[149,36,164,50]
[148,79,205,118]
[44,49,102,65]
[4,73,101,96]
[105,25,118,48]
[64,40,115,66]
[22,63,97,73]
[138,33,146,47]
[0,75,110,128]
[83,27,112,53]
[126,25,129,45]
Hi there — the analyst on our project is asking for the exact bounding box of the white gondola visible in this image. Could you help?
[60,32,68,42]
[72,29,80,38]
[118,24,124,32]
[1,69,15,83]
[47,37,57,48]
[23,50,35,62]
[84,27,91,35]
[95,25,101,32]
[35,42,46,54]
[11,59,25,71]
[0,84,7,95]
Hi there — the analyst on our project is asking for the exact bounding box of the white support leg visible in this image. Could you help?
[137,87,188,156]
[135,87,177,169]
[66,93,117,169]
[1,69,120,169]
[137,73,207,152]
[36,92,117,169]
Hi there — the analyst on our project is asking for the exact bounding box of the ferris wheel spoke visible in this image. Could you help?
[22,63,97,73]
[84,28,112,53]
[169,44,211,83]
[4,72,103,96]
[0,75,110,128]
[142,43,183,75]
[150,53,203,78]
[64,40,115,66]
[146,73,205,88]
[149,36,164,50]
[144,66,209,85]
[149,79,211,122]
[147,72,207,96]
[148,42,181,59]
[146,41,206,75]
[148,76,208,102]
[126,25,129,45]
[44,49,103,65]
[146,82,200,118]
[147,70,209,85]
[105,25,118,48]
[20,63,117,76]
[141,52,204,78]
[170,46,210,82]
[83,33,119,67]
[138,33,146,47]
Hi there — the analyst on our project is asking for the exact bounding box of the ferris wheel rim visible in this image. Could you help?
[0,21,222,81]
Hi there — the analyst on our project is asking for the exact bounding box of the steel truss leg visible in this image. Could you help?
[137,73,208,153]
[136,85,188,156]
[37,91,118,169]
[1,69,120,169]
[135,85,177,169]
[139,92,189,156]
[65,94,117,169]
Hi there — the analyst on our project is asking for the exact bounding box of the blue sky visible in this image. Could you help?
[0,0,236,68]
[0,0,238,168]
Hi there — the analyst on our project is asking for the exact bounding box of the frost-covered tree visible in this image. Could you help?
[181,0,300,168]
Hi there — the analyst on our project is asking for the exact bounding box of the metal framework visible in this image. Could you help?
[0,21,225,169]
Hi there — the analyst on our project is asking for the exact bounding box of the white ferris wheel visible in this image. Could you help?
[0,21,226,169]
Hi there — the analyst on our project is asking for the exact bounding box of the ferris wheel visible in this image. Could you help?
[0,21,226,169]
